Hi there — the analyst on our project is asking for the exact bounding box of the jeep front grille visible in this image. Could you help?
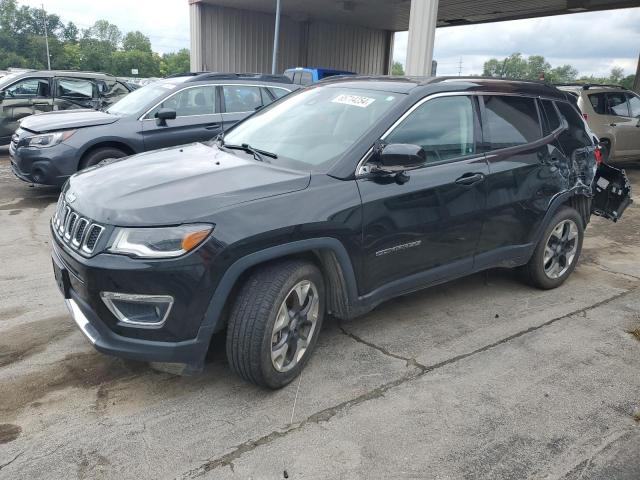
[52,196,105,255]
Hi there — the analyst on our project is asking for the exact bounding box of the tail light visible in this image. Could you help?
[582,113,589,121]
[594,146,603,165]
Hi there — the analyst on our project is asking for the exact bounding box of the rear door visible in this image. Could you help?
[220,84,267,130]
[357,94,488,293]
[605,91,637,157]
[142,84,222,150]
[476,94,558,267]
[53,77,99,110]
[0,76,52,141]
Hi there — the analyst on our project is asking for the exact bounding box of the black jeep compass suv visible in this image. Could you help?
[51,77,632,388]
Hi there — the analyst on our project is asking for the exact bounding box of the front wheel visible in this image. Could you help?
[226,260,325,388]
[521,207,584,289]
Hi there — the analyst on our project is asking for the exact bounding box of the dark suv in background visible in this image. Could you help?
[10,73,299,186]
[51,77,631,388]
[0,70,133,145]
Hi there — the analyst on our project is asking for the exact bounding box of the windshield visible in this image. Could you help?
[223,86,401,170]
[106,81,183,117]
[0,72,23,90]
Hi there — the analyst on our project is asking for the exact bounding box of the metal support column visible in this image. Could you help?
[405,0,439,76]
[271,0,282,74]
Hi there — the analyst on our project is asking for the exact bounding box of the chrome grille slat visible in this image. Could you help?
[52,194,105,256]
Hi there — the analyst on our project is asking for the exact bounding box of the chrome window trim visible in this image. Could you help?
[356,90,559,177]
[139,83,292,121]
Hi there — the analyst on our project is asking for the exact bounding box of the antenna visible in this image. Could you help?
[42,4,51,70]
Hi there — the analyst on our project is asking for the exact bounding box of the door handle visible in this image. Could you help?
[609,123,617,127]
[455,173,485,186]
[204,123,221,130]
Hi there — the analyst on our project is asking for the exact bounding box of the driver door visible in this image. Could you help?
[0,77,52,141]
[356,95,488,294]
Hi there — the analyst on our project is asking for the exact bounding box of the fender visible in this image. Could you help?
[198,237,359,335]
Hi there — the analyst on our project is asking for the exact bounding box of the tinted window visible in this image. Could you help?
[540,99,561,134]
[56,78,94,99]
[151,86,215,117]
[386,96,475,162]
[607,92,629,116]
[5,77,50,97]
[483,95,541,149]
[626,93,640,118]
[556,101,591,150]
[588,93,607,115]
[301,72,313,85]
[223,85,262,113]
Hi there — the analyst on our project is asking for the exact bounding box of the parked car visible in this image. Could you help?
[10,73,299,185]
[50,77,631,388]
[284,67,356,85]
[0,70,134,145]
[556,83,640,162]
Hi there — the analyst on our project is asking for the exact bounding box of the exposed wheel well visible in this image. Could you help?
[216,248,351,333]
[565,194,591,227]
[79,142,135,167]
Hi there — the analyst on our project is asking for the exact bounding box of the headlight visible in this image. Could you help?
[108,224,213,258]
[25,130,75,148]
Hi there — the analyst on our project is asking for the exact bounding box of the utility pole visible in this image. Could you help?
[42,4,51,70]
[271,0,281,75]
[633,51,640,94]
[457,57,462,76]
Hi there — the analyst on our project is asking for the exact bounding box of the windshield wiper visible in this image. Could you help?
[220,142,278,162]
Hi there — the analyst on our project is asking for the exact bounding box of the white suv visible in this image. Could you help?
[557,84,640,162]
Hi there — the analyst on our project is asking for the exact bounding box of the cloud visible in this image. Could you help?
[394,7,640,77]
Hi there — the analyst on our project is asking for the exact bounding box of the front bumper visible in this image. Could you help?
[10,141,78,186]
[52,227,222,371]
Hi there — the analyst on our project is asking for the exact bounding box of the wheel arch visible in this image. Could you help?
[201,238,359,337]
[77,140,136,169]
[531,189,591,248]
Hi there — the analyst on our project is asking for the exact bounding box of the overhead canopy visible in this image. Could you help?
[191,0,639,31]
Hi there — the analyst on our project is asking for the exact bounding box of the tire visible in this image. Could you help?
[226,260,325,389]
[79,147,127,171]
[521,206,584,290]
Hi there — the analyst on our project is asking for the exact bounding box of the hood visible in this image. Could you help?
[65,143,311,225]
[20,110,118,133]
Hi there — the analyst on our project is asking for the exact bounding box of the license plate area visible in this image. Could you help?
[52,254,71,299]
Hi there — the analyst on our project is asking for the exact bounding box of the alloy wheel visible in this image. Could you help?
[270,280,320,372]
[543,219,579,279]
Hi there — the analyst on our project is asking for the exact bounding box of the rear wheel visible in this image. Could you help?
[521,207,584,289]
[226,260,325,388]
[79,147,127,171]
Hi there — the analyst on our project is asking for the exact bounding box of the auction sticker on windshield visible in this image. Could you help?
[332,94,376,108]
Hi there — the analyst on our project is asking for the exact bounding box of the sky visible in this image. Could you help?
[22,0,640,78]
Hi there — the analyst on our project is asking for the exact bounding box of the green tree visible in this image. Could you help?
[483,53,577,83]
[391,61,404,76]
[160,48,190,76]
[122,31,152,53]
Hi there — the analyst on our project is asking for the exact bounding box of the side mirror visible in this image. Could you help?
[376,143,427,173]
[155,108,177,126]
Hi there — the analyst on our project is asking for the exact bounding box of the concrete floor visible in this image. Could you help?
[0,149,639,480]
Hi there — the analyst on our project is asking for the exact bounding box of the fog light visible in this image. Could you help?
[100,292,173,327]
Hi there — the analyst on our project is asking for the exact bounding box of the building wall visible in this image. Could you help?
[190,2,392,75]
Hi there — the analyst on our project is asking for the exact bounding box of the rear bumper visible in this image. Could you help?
[9,141,76,186]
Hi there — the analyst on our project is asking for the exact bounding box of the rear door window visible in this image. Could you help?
[223,85,262,113]
[270,87,290,99]
[540,99,561,135]
[607,92,630,117]
[626,93,640,118]
[4,77,50,97]
[588,93,607,115]
[385,95,476,162]
[483,95,541,150]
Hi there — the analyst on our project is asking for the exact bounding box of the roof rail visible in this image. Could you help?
[183,72,292,84]
[555,82,627,90]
